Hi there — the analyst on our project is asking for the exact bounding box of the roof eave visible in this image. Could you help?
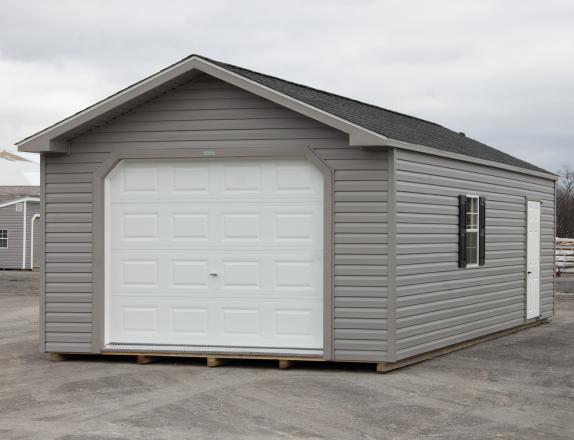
[16,55,554,181]
[364,138,559,181]
[16,55,388,153]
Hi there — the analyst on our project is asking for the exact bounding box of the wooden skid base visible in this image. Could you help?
[48,351,318,368]
[136,355,157,364]
[49,353,65,362]
[47,318,549,373]
[278,359,295,369]
[206,357,230,367]
[376,318,549,373]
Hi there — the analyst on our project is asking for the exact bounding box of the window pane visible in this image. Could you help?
[467,197,476,213]
[466,197,479,229]
[466,212,472,228]
[466,231,478,265]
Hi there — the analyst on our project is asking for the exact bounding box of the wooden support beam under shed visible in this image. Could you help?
[376,318,549,373]
[49,353,65,362]
[206,357,230,367]
[136,355,158,364]
[278,359,295,369]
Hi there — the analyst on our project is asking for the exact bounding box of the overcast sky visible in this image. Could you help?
[1,0,573,171]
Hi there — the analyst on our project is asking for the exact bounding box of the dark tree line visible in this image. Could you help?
[557,167,574,238]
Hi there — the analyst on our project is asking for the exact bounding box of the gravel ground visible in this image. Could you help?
[0,270,39,295]
[556,274,574,293]
[0,275,573,439]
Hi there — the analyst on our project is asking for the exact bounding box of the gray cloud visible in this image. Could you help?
[1,0,573,171]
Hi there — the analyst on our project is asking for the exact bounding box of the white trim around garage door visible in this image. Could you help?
[91,146,334,360]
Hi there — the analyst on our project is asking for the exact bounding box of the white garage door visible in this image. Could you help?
[106,158,324,353]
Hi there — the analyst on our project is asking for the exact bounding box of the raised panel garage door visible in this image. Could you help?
[106,158,324,353]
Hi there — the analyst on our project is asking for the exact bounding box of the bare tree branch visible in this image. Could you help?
[557,166,574,238]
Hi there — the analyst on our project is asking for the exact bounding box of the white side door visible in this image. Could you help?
[526,201,541,319]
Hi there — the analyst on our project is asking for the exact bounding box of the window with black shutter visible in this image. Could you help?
[479,197,486,265]
[458,195,467,268]
[458,195,485,268]
[0,230,7,248]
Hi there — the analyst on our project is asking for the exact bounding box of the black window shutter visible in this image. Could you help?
[458,195,467,268]
[479,196,486,266]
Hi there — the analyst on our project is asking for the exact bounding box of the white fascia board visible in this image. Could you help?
[368,138,558,181]
[193,58,388,147]
[16,56,205,153]
[16,55,553,181]
[22,200,27,269]
[0,197,40,208]
[16,56,387,153]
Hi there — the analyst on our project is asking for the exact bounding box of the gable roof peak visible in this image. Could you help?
[17,53,553,177]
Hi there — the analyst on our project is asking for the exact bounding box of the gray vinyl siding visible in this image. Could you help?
[0,205,24,269]
[329,155,388,361]
[40,72,554,362]
[42,74,389,359]
[393,149,555,360]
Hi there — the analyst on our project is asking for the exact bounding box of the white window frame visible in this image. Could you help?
[465,195,480,268]
[0,229,8,249]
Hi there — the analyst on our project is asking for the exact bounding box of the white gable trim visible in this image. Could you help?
[16,55,556,181]
[16,56,386,153]
[371,138,559,181]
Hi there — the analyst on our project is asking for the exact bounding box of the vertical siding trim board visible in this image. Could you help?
[328,151,336,361]
[387,148,398,362]
[458,195,467,268]
[91,145,335,359]
[479,197,486,266]
[30,213,40,269]
[39,156,47,352]
[22,200,27,269]
[523,196,529,321]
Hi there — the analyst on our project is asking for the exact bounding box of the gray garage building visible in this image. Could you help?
[17,55,556,369]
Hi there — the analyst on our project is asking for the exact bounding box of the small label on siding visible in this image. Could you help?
[202,150,216,156]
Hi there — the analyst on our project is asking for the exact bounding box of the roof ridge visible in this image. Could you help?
[16,53,552,176]
[197,55,445,129]
[197,55,549,175]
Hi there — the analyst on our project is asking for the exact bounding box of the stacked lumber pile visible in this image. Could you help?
[556,238,574,274]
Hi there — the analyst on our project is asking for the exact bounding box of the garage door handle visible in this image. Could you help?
[209,273,219,277]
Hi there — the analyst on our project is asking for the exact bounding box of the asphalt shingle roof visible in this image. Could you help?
[200,55,549,174]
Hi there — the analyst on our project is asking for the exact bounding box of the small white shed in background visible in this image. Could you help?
[0,197,41,270]
[0,150,41,270]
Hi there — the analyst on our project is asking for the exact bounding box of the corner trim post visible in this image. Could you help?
[387,147,398,362]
